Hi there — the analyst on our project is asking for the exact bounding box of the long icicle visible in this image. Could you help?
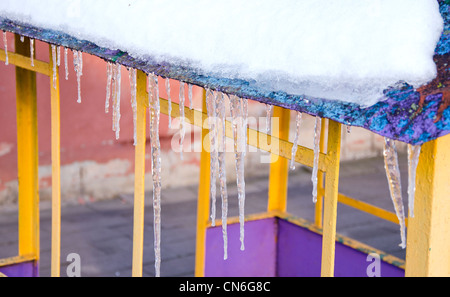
[188,83,193,109]
[51,45,57,89]
[114,63,121,140]
[30,39,34,67]
[73,51,83,103]
[166,78,172,129]
[230,95,246,251]
[56,46,61,67]
[290,111,303,170]
[206,89,218,227]
[216,91,228,260]
[312,116,322,203]
[383,138,407,249]
[64,47,69,80]
[407,144,421,218]
[148,73,162,277]
[179,82,186,160]
[3,31,8,66]
[129,68,137,146]
[265,104,273,135]
[105,62,113,113]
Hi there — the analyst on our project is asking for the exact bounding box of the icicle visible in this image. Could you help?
[407,144,421,218]
[56,46,61,67]
[105,62,113,113]
[312,116,322,203]
[265,104,273,135]
[206,89,218,227]
[113,63,121,140]
[64,48,69,80]
[179,82,186,160]
[188,83,193,109]
[51,45,57,89]
[230,95,246,251]
[20,35,24,43]
[148,73,162,277]
[30,39,34,67]
[129,68,137,146]
[290,111,303,170]
[3,31,8,66]
[383,138,407,249]
[73,51,83,103]
[216,91,228,260]
[166,78,172,129]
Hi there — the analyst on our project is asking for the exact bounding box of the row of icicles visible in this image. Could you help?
[3,33,422,275]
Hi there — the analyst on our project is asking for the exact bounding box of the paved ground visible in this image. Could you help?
[0,154,409,277]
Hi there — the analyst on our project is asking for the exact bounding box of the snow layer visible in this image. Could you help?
[0,0,444,106]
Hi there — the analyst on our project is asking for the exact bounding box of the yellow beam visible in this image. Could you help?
[195,90,211,277]
[267,106,291,212]
[131,70,148,277]
[49,45,62,277]
[0,48,52,76]
[15,35,40,261]
[320,120,341,277]
[405,134,450,277]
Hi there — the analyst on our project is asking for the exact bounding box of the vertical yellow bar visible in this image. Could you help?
[320,120,341,277]
[195,90,210,277]
[405,134,450,277]
[132,70,148,277]
[15,35,40,260]
[314,118,327,228]
[267,106,291,212]
[49,45,62,277]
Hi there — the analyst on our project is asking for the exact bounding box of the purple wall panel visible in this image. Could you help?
[277,219,405,277]
[0,260,38,277]
[204,218,277,277]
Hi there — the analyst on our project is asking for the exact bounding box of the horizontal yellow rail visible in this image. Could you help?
[0,254,36,268]
[0,49,52,77]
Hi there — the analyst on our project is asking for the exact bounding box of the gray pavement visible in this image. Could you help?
[0,154,408,277]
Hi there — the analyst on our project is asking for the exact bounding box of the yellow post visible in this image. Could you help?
[405,134,450,277]
[131,70,148,277]
[267,106,291,212]
[195,90,211,277]
[49,45,62,277]
[15,35,40,261]
[320,120,341,277]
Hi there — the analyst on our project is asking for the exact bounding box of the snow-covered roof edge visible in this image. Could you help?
[1,0,450,145]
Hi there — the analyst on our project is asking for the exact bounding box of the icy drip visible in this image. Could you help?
[265,104,273,135]
[51,45,57,89]
[3,31,8,65]
[179,82,186,160]
[30,39,34,67]
[20,35,24,43]
[383,138,407,249]
[230,95,246,251]
[111,63,122,140]
[407,144,421,218]
[216,91,228,260]
[129,68,137,146]
[56,46,61,67]
[206,89,218,227]
[148,73,162,277]
[188,83,193,109]
[290,111,303,170]
[105,62,113,113]
[64,48,69,80]
[73,51,83,103]
[311,116,322,203]
[166,78,172,129]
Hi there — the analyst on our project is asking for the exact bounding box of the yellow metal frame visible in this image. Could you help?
[1,36,449,277]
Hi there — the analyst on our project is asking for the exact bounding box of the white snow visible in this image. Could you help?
[0,0,443,106]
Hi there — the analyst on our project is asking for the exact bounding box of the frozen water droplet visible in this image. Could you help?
[290,111,303,170]
[407,144,421,218]
[312,116,322,203]
[383,138,407,249]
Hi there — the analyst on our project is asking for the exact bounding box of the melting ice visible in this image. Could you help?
[311,116,322,203]
[290,111,302,170]
[206,89,218,227]
[407,144,421,218]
